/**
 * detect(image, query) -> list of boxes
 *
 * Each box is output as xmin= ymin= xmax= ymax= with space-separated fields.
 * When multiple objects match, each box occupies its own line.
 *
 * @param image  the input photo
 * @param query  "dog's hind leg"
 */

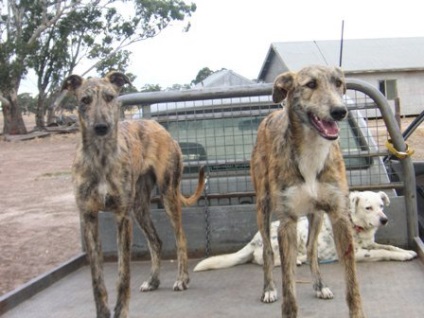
xmin=162 ymin=191 xmax=190 ymax=291
xmin=307 ymin=212 xmax=334 ymax=299
xmin=82 ymin=212 xmax=111 ymax=318
xmin=113 ymin=213 xmax=132 ymax=318
xmin=133 ymin=179 xmax=163 ymax=292
xmin=278 ymin=216 xmax=299 ymax=318
xmin=256 ymin=194 xmax=278 ymax=303
xmin=328 ymin=211 xmax=365 ymax=318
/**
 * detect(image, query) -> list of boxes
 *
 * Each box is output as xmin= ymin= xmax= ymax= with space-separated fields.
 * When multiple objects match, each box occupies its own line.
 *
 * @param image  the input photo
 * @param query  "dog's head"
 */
xmin=349 ymin=191 xmax=390 ymax=231
xmin=62 ymin=72 xmax=131 ymax=137
xmin=272 ymin=65 xmax=347 ymax=141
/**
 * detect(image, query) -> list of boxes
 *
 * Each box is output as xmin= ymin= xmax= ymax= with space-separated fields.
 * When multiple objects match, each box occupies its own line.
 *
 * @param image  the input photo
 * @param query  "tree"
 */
xmin=166 ymin=83 xmax=191 ymax=90
xmin=191 ymin=67 xmax=215 ymax=85
xmin=141 ymin=84 xmax=162 ymax=92
xmin=0 ymin=1 xmax=78 ymax=134
xmin=0 ymin=0 xmax=196 ymax=134
xmin=17 ymin=93 xmax=37 ymax=115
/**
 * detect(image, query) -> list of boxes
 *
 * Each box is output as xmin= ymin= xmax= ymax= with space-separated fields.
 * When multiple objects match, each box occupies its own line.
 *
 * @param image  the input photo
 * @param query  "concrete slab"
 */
xmin=3 ymin=259 xmax=424 ymax=318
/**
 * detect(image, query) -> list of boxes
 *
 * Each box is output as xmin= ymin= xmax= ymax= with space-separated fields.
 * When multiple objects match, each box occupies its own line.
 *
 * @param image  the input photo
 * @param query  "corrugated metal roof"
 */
xmin=259 ymin=37 xmax=424 ymax=79
xmin=195 ymin=69 xmax=254 ymax=88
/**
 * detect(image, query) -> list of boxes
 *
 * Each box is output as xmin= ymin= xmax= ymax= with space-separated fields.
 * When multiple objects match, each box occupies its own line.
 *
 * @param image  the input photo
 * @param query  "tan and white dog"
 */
xmin=251 ymin=65 xmax=365 ymax=317
xmin=194 ymin=191 xmax=417 ymax=272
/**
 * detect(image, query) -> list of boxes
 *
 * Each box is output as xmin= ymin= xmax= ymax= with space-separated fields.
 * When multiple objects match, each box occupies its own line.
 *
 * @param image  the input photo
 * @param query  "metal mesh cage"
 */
xmin=120 ymin=79 xmax=408 ymax=205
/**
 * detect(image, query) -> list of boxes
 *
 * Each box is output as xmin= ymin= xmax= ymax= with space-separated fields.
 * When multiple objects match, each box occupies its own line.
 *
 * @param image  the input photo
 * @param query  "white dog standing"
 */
xmin=194 ymin=191 xmax=417 ymax=271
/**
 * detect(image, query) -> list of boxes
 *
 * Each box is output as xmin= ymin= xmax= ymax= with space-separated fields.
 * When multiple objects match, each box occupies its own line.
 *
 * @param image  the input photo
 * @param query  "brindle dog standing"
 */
xmin=62 ymin=72 xmax=205 ymax=318
xmin=251 ymin=65 xmax=365 ymax=318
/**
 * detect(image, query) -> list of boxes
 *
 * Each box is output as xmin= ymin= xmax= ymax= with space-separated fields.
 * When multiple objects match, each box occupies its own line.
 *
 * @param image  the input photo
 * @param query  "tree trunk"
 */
xmin=47 ymin=90 xmax=67 ymax=126
xmin=1 ymin=90 xmax=27 ymax=135
xmin=35 ymin=93 xmax=46 ymax=129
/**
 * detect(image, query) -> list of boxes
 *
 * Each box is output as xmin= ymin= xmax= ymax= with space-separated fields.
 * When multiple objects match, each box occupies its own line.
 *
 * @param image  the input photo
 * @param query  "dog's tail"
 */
xmin=180 ymin=166 xmax=206 ymax=206
xmin=193 ymin=243 xmax=254 ymax=271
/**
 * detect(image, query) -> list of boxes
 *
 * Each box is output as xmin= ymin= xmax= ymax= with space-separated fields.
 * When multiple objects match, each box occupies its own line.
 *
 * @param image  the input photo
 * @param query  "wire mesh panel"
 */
xmin=116 ymin=79 xmax=420 ymax=254
xmin=343 ymin=89 xmax=396 ymax=191
xmin=142 ymin=96 xmax=279 ymax=206
xmin=120 ymin=80 xmax=408 ymax=205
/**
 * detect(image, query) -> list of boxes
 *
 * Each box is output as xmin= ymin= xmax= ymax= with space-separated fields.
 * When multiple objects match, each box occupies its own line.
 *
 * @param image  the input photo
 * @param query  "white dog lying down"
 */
xmin=194 ymin=191 xmax=417 ymax=271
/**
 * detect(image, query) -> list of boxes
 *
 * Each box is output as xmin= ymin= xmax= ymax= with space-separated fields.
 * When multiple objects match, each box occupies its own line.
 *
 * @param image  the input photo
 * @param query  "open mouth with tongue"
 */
xmin=308 ymin=112 xmax=340 ymax=140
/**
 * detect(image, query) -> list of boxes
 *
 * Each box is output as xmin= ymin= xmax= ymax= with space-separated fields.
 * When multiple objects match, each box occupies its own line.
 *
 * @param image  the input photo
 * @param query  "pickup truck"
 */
xmin=1 ymin=79 xmax=423 ymax=318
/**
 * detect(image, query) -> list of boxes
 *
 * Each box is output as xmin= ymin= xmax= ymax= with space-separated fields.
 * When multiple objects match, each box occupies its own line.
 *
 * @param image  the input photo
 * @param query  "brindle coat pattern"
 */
xmin=250 ymin=66 xmax=365 ymax=318
xmin=62 ymin=72 xmax=205 ymax=318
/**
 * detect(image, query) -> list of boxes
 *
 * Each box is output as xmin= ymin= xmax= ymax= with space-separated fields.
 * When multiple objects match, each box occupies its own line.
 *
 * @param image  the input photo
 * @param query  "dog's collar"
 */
xmin=353 ymin=225 xmax=365 ymax=233
xmin=349 ymin=215 xmax=365 ymax=233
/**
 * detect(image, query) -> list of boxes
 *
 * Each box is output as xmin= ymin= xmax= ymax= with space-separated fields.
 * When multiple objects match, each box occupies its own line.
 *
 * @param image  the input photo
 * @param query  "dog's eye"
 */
xmin=306 ymin=80 xmax=317 ymax=89
xmin=81 ymin=96 xmax=92 ymax=105
xmin=366 ymin=206 xmax=372 ymax=211
xmin=335 ymin=79 xmax=343 ymax=88
xmin=104 ymin=93 xmax=115 ymax=103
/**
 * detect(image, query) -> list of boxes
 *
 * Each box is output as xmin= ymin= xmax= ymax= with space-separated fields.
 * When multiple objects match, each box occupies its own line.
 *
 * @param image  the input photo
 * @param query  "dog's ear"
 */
xmin=106 ymin=71 xmax=131 ymax=90
xmin=378 ymin=191 xmax=390 ymax=206
xmin=62 ymin=75 xmax=84 ymax=92
xmin=272 ymin=72 xmax=295 ymax=103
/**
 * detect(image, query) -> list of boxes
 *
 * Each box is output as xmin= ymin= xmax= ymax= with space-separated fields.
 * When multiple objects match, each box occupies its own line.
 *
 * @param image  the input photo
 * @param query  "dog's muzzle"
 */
xmin=94 ymin=123 xmax=110 ymax=136
xmin=308 ymin=106 xmax=347 ymax=141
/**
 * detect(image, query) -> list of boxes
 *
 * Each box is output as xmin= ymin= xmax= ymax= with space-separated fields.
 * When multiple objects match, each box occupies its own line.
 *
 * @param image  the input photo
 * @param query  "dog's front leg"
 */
xmin=113 ymin=213 xmax=133 ymax=318
xmin=278 ymin=217 xmax=298 ymax=318
xmin=82 ymin=212 xmax=111 ymax=318
xmin=329 ymin=212 xmax=365 ymax=318
xmin=307 ymin=212 xmax=333 ymax=299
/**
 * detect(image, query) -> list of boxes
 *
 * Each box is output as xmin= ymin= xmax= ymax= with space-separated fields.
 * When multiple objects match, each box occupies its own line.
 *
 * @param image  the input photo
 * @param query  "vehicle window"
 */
xmin=164 ymin=116 xmax=259 ymax=162
xmin=161 ymin=110 xmax=371 ymax=171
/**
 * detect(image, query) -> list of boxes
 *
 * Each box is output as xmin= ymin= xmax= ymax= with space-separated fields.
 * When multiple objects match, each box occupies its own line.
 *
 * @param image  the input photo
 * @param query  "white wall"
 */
xmin=347 ymin=71 xmax=424 ymax=116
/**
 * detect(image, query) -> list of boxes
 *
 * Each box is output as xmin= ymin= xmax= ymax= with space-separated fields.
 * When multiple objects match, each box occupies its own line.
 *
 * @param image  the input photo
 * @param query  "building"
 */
xmin=258 ymin=37 xmax=424 ymax=115
xmin=194 ymin=69 xmax=255 ymax=88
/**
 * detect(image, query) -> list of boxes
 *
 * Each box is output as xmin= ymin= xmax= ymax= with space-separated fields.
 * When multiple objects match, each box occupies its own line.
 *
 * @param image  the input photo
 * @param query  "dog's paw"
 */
xmin=173 ymin=279 xmax=189 ymax=291
xmin=139 ymin=278 xmax=160 ymax=292
xmin=316 ymin=287 xmax=334 ymax=299
xmin=261 ymin=289 xmax=278 ymax=303
xmin=403 ymin=250 xmax=417 ymax=260
xmin=296 ymin=256 xmax=306 ymax=265
xmin=98 ymin=308 xmax=111 ymax=318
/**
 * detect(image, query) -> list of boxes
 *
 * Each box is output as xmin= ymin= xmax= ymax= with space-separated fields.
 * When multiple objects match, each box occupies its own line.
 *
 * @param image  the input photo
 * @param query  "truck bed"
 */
xmin=2 ymin=258 xmax=423 ymax=318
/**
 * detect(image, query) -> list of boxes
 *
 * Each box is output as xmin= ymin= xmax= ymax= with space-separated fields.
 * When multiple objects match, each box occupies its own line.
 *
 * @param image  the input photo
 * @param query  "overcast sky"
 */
xmin=20 ymin=0 xmax=424 ymax=93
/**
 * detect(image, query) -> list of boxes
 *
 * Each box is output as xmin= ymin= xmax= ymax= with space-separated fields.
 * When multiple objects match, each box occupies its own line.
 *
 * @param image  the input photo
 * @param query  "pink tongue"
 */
xmin=320 ymin=119 xmax=339 ymax=135
xmin=311 ymin=114 xmax=339 ymax=137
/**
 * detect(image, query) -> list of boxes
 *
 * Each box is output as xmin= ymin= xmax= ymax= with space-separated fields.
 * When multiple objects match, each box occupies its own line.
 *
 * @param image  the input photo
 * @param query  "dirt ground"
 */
xmin=0 ymin=114 xmax=423 ymax=297
xmin=0 ymin=122 xmax=81 ymax=296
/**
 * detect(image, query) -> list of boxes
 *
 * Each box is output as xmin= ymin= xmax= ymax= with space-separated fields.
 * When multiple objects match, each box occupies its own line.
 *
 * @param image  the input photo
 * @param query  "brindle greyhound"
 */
xmin=250 ymin=65 xmax=365 ymax=318
xmin=62 ymin=72 xmax=205 ymax=318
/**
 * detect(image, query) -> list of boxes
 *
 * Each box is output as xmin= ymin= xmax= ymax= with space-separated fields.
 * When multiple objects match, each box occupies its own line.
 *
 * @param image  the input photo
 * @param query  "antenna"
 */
xmin=339 ymin=20 xmax=345 ymax=67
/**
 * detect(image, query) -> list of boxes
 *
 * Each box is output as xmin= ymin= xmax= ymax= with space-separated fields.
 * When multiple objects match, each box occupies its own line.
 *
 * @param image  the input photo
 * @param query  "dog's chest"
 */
xmin=297 ymin=140 xmax=331 ymax=198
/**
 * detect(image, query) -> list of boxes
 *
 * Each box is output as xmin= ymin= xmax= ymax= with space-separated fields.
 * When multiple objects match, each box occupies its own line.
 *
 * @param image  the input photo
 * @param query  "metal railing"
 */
xmin=118 ymin=78 xmax=419 ymax=246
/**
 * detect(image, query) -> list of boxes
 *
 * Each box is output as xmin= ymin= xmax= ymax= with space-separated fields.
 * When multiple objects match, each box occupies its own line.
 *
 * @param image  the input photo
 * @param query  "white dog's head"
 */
xmin=349 ymin=191 xmax=390 ymax=231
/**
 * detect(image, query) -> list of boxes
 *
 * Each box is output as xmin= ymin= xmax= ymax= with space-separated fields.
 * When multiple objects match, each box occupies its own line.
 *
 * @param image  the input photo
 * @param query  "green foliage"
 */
xmin=18 ymin=93 xmax=37 ymax=114
xmin=0 ymin=0 xmax=196 ymax=131
xmin=166 ymin=83 xmax=192 ymax=90
xmin=192 ymin=67 xmax=215 ymax=85
xmin=141 ymin=84 xmax=162 ymax=92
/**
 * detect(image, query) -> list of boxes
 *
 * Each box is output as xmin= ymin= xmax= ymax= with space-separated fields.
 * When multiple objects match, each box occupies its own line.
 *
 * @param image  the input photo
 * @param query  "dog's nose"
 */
xmin=94 ymin=123 xmax=109 ymax=136
xmin=330 ymin=107 xmax=347 ymax=121
xmin=380 ymin=217 xmax=388 ymax=226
